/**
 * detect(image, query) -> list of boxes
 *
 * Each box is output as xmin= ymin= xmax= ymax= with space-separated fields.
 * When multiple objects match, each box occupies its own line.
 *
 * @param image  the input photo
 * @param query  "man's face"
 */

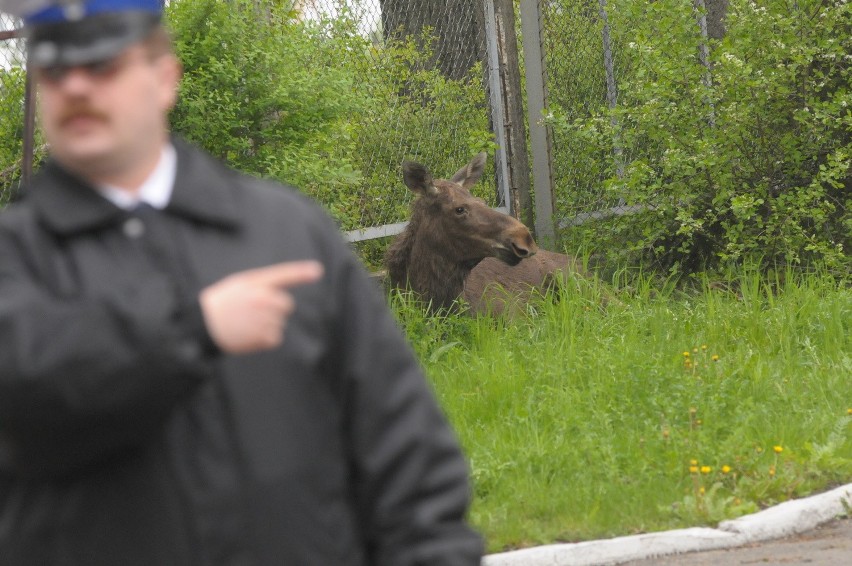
xmin=34 ymin=41 xmax=181 ymax=181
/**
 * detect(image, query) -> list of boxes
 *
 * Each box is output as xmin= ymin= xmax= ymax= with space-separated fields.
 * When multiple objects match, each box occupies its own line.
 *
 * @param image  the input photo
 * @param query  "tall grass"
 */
xmin=390 ymin=266 xmax=852 ymax=552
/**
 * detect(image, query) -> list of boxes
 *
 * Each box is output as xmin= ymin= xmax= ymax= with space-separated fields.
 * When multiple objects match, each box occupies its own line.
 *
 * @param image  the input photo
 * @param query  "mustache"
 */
xmin=58 ymin=106 xmax=109 ymax=126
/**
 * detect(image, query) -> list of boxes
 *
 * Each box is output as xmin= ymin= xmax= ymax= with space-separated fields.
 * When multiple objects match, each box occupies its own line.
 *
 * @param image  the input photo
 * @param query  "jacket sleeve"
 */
xmin=0 ymin=225 xmax=216 ymax=479
xmin=319 ymin=223 xmax=483 ymax=566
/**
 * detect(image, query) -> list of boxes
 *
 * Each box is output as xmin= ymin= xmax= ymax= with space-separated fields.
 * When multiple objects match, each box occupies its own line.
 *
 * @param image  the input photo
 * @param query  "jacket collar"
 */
xmin=30 ymin=137 xmax=242 ymax=236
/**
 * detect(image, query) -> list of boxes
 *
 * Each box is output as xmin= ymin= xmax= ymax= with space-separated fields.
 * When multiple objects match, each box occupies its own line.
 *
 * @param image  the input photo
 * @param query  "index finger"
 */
xmin=246 ymin=261 xmax=324 ymax=289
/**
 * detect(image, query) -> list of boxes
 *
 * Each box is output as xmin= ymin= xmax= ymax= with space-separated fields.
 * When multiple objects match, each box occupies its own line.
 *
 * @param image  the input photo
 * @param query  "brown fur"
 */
xmin=385 ymin=153 xmax=579 ymax=315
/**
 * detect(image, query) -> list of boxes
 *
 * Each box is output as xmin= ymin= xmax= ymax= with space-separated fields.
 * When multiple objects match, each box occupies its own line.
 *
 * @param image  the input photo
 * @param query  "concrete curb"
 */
xmin=483 ymin=482 xmax=852 ymax=566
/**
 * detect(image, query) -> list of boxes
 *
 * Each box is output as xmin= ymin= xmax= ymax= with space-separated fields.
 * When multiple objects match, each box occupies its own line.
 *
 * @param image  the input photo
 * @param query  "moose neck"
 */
xmin=412 ymin=240 xmax=481 ymax=310
xmin=385 ymin=221 xmax=483 ymax=311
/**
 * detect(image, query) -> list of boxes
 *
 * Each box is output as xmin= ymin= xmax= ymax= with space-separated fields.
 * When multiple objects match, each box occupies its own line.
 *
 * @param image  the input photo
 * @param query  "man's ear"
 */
xmin=159 ymin=54 xmax=183 ymax=111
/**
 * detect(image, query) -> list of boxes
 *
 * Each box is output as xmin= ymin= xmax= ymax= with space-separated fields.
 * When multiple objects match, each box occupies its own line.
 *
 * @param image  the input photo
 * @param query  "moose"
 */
xmin=385 ymin=152 xmax=579 ymax=315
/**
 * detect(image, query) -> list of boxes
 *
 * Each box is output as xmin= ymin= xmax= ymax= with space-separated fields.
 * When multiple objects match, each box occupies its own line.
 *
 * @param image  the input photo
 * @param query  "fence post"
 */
xmin=483 ymin=0 xmax=513 ymax=217
xmin=518 ymin=0 xmax=555 ymax=249
xmin=492 ymin=0 xmax=534 ymax=229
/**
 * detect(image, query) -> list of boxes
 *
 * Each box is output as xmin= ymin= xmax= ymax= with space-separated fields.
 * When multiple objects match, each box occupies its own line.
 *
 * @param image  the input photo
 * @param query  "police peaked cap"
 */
xmin=0 ymin=0 xmax=164 ymax=68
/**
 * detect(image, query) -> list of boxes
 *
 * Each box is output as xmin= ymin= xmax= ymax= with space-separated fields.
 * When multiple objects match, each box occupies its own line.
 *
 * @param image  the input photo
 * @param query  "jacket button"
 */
xmin=176 ymin=339 xmax=201 ymax=361
xmin=123 ymin=217 xmax=145 ymax=238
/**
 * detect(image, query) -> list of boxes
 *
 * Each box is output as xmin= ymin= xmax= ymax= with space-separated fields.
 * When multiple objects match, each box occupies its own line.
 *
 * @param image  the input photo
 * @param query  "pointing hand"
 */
xmin=199 ymin=261 xmax=324 ymax=354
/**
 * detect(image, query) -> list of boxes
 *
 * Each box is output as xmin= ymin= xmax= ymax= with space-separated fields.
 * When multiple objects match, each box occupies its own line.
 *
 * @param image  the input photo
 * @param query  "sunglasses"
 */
xmin=34 ymin=50 xmax=141 ymax=85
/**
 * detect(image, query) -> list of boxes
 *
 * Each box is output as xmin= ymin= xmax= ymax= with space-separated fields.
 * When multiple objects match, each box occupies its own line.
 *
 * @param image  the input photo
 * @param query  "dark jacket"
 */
xmin=0 ymin=139 xmax=482 ymax=566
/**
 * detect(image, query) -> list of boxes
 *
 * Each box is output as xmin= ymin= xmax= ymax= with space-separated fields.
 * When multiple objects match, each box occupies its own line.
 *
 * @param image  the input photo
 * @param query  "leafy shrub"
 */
xmin=0 ymin=66 xmax=26 ymax=203
xmin=547 ymin=0 xmax=850 ymax=275
xmin=166 ymin=0 xmax=364 ymax=209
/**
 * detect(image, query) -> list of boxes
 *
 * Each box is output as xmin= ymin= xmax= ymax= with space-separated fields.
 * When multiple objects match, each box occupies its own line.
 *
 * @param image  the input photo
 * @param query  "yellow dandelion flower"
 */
xmin=847 ymin=408 xmax=851 ymax=416
xmin=699 ymin=487 xmax=706 ymax=495
xmin=711 ymin=354 xmax=720 ymax=362
xmin=701 ymin=345 xmax=708 ymax=351
xmin=700 ymin=466 xmax=712 ymax=474
xmin=769 ymin=466 xmax=776 ymax=476
xmin=689 ymin=465 xmax=699 ymax=474
xmin=773 ymin=445 xmax=783 ymax=454
xmin=721 ymin=465 xmax=732 ymax=474
xmin=690 ymin=459 xmax=698 ymax=466
xmin=683 ymin=351 xmax=690 ymax=357
xmin=693 ymin=347 xmax=699 ymax=353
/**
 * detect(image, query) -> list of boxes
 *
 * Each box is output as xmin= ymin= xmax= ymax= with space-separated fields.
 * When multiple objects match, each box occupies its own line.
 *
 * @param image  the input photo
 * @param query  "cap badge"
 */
xmin=60 ymin=0 xmax=84 ymax=20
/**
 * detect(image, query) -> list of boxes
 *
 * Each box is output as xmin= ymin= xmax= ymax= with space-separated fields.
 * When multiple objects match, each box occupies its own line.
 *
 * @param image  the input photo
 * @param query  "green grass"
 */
xmin=389 ymin=266 xmax=852 ymax=553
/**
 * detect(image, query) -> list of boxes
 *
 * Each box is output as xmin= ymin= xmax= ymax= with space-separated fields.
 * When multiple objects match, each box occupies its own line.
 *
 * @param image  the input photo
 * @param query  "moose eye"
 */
xmin=454 ymin=206 xmax=466 ymax=215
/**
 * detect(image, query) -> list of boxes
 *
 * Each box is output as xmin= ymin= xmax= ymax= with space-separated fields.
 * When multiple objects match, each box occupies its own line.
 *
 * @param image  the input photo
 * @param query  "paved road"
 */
xmin=621 ymin=517 xmax=852 ymax=566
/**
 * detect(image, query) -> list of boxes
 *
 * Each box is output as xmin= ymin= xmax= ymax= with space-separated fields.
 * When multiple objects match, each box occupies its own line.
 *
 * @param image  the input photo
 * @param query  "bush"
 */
xmin=547 ymin=0 xmax=850 ymax=275
xmin=0 ymin=66 xmax=26 ymax=203
xmin=166 ymin=0 xmax=364 ymax=207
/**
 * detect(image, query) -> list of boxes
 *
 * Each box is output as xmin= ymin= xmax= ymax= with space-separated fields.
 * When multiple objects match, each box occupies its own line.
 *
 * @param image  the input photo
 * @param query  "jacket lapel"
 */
xmin=28 ymin=161 xmax=125 ymax=236
xmin=165 ymin=138 xmax=242 ymax=231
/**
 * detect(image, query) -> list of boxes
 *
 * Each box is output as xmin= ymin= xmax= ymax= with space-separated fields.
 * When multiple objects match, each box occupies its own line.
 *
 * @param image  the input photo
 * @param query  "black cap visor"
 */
xmin=27 ymin=11 xmax=161 ymax=69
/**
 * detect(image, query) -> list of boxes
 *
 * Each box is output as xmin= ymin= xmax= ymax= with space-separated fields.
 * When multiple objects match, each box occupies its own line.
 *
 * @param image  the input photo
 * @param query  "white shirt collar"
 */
xmin=98 ymin=143 xmax=177 ymax=210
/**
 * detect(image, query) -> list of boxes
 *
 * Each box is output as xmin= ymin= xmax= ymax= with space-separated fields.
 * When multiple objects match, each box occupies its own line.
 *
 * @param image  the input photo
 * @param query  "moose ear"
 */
xmin=402 ymin=161 xmax=438 ymax=195
xmin=449 ymin=152 xmax=487 ymax=189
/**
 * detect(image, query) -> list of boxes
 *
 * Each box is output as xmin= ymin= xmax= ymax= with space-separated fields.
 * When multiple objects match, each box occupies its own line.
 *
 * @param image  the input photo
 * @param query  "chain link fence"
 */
xmin=534 ymin=0 xmax=654 ymax=237
xmin=5 ymin=1 xmax=836 ymax=272
xmin=1 ymin=0 xmax=635 ymax=257
xmin=292 ymin=0 xmax=505 ymax=250
xmin=542 ymin=0 xmax=621 ymax=219
xmin=530 ymin=0 xmax=730 ymax=266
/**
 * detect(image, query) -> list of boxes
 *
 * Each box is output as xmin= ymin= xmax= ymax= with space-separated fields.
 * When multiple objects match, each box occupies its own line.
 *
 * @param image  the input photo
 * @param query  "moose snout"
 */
xmin=509 ymin=230 xmax=539 ymax=259
xmin=511 ymin=241 xmax=536 ymax=258
xmin=494 ymin=230 xmax=538 ymax=267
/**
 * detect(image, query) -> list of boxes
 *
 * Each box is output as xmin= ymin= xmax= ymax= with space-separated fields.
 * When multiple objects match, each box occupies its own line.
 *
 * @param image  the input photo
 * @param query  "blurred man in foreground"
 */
xmin=0 ymin=1 xmax=483 ymax=564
